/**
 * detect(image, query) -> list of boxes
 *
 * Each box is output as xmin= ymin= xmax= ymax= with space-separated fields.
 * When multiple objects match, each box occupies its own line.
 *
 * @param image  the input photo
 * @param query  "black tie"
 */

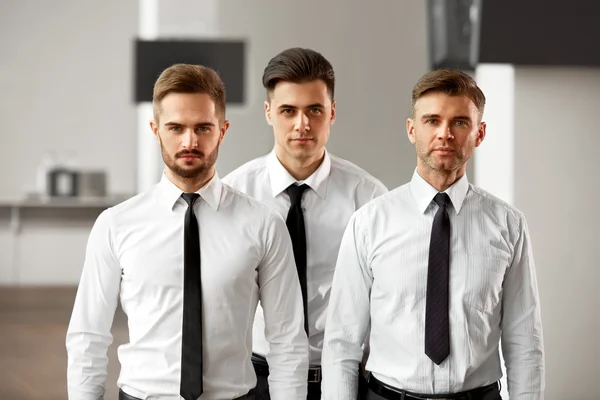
xmin=425 ymin=192 xmax=451 ymax=365
xmin=286 ymin=184 xmax=310 ymax=335
xmin=180 ymin=193 xmax=203 ymax=400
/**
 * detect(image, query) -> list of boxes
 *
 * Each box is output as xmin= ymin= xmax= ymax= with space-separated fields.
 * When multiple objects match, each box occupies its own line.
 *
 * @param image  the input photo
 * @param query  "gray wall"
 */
xmin=513 ymin=67 xmax=600 ymax=399
xmin=0 ymin=0 xmax=138 ymax=284
xmin=0 ymin=0 xmax=426 ymax=284
xmin=216 ymin=0 xmax=426 ymax=188
xmin=0 ymin=0 xmax=138 ymax=198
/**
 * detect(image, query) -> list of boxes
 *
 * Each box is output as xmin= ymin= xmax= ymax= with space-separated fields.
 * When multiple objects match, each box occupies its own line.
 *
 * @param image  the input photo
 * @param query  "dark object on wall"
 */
xmin=134 ymin=39 xmax=245 ymax=103
xmin=78 ymin=171 xmax=107 ymax=197
xmin=427 ymin=0 xmax=482 ymax=71
xmin=48 ymin=168 xmax=79 ymax=197
xmin=478 ymin=0 xmax=600 ymax=67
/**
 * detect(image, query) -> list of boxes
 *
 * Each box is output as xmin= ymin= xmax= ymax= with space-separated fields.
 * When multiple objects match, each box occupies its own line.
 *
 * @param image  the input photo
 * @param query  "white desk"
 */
xmin=0 ymin=195 xmax=132 ymax=284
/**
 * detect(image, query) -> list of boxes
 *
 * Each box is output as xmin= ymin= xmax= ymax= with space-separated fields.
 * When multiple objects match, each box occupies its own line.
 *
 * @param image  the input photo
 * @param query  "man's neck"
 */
xmin=417 ymin=164 xmax=466 ymax=192
xmin=165 ymin=168 xmax=215 ymax=193
xmin=275 ymin=148 xmax=325 ymax=181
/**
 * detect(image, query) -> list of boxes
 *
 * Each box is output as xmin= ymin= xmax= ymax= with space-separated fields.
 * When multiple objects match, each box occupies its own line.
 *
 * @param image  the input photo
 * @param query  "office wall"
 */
xmin=0 ymin=0 xmax=138 ymax=284
xmin=513 ymin=67 xmax=599 ymax=399
xmin=0 ymin=0 xmax=138 ymax=198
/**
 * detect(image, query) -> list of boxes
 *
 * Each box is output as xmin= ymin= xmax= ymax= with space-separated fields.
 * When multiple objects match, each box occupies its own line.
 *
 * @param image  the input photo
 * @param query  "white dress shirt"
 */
xmin=322 ymin=170 xmax=545 ymax=399
xmin=66 ymin=173 xmax=309 ymax=400
xmin=222 ymin=150 xmax=387 ymax=365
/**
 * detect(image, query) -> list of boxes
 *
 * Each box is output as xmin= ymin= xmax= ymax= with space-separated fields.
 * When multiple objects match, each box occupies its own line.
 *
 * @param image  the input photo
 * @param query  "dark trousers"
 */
xmin=366 ymin=376 xmax=502 ymax=400
xmin=252 ymin=356 xmax=368 ymax=400
xmin=119 ymin=388 xmax=255 ymax=400
xmin=366 ymin=388 xmax=501 ymax=400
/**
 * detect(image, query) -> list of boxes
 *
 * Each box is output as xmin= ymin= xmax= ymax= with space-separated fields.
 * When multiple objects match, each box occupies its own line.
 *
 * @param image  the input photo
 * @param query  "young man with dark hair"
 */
xmin=223 ymin=48 xmax=387 ymax=400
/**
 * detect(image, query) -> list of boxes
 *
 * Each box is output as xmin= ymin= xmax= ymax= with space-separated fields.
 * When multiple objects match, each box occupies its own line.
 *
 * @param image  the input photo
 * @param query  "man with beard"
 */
xmin=322 ymin=69 xmax=545 ymax=400
xmin=66 ymin=64 xmax=309 ymax=400
xmin=223 ymin=48 xmax=387 ymax=400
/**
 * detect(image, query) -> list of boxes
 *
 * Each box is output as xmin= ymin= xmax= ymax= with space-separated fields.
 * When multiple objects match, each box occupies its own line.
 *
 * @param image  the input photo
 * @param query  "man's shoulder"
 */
xmin=328 ymin=153 xmax=387 ymax=190
xmin=98 ymin=185 xmax=156 ymax=220
xmin=220 ymin=183 xmax=281 ymax=222
xmin=222 ymin=154 xmax=269 ymax=187
xmin=469 ymin=185 xmax=526 ymax=223
xmin=352 ymin=183 xmax=410 ymax=218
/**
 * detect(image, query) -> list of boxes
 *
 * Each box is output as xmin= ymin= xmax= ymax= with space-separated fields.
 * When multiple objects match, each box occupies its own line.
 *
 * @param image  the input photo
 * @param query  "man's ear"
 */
xmin=475 ymin=122 xmax=487 ymax=147
xmin=406 ymin=118 xmax=417 ymax=144
xmin=150 ymin=120 xmax=160 ymax=142
xmin=265 ymin=101 xmax=273 ymax=126
xmin=219 ymin=120 xmax=230 ymax=144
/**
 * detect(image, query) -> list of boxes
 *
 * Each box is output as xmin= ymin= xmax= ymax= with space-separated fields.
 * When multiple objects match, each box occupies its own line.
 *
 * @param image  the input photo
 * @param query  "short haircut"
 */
xmin=153 ymin=63 xmax=226 ymax=122
xmin=262 ymin=47 xmax=335 ymax=101
xmin=411 ymin=69 xmax=486 ymax=119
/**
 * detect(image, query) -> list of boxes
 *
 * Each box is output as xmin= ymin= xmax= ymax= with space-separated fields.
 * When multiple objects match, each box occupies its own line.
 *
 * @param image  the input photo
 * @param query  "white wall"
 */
xmin=513 ymin=67 xmax=600 ymax=399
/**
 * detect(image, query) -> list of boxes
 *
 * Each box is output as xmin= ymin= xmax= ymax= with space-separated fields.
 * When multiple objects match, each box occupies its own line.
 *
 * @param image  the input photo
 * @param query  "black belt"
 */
xmin=119 ymin=388 xmax=255 ymax=400
xmin=368 ymin=375 xmax=499 ymax=400
xmin=251 ymin=353 xmax=322 ymax=383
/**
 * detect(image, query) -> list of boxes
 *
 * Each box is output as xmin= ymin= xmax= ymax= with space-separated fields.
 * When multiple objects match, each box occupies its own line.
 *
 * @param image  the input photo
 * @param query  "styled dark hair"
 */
xmin=262 ymin=47 xmax=335 ymax=100
xmin=153 ymin=63 xmax=226 ymax=122
xmin=412 ymin=69 xmax=486 ymax=118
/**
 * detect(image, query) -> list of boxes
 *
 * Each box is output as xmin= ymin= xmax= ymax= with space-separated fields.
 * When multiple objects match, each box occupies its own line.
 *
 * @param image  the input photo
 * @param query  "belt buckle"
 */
xmin=308 ymin=367 xmax=321 ymax=383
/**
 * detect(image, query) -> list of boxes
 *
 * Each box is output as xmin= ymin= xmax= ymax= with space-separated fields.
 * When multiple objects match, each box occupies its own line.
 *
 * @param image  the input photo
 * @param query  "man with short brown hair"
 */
xmin=322 ymin=69 xmax=545 ymax=400
xmin=66 ymin=64 xmax=309 ymax=400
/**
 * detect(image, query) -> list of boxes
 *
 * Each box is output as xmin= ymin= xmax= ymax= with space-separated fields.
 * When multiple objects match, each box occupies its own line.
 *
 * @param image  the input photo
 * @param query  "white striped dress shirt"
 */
xmin=321 ymin=170 xmax=544 ymax=399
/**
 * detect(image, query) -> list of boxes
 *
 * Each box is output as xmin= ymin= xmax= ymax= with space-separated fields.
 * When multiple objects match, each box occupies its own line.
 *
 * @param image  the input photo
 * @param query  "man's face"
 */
xmin=265 ymin=79 xmax=336 ymax=165
xmin=150 ymin=92 xmax=229 ymax=180
xmin=406 ymin=92 xmax=485 ymax=175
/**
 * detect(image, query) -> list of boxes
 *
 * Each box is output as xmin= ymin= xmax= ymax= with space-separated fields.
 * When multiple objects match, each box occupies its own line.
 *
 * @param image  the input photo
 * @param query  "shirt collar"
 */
xmin=266 ymin=149 xmax=331 ymax=199
xmin=157 ymin=171 xmax=223 ymax=211
xmin=409 ymin=168 xmax=469 ymax=214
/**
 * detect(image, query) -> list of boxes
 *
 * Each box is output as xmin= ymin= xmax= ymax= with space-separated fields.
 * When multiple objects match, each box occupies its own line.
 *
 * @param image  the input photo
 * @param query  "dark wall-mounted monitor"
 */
xmin=427 ymin=0 xmax=600 ymax=70
xmin=478 ymin=0 xmax=600 ymax=67
xmin=134 ymin=39 xmax=246 ymax=104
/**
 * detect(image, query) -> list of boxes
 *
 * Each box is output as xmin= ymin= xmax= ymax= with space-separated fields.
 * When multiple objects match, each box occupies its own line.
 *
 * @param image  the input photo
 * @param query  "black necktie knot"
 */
xmin=433 ymin=192 xmax=451 ymax=208
xmin=182 ymin=192 xmax=200 ymax=207
xmin=286 ymin=184 xmax=309 ymax=206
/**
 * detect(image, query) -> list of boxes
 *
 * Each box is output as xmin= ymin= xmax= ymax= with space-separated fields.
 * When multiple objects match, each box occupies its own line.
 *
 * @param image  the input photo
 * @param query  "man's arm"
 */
xmin=258 ymin=211 xmax=309 ymax=400
xmin=322 ymin=213 xmax=372 ymax=400
xmin=66 ymin=208 xmax=122 ymax=400
xmin=501 ymin=214 xmax=545 ymax=399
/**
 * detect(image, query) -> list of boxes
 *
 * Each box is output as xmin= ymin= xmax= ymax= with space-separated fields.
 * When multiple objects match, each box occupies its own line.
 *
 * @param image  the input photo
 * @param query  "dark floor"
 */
xmin=0 ymin=286 xmax=127 ymax=400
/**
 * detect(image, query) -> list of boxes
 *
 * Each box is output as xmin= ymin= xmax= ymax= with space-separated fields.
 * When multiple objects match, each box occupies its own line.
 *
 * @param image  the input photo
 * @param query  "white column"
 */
xmin=473 ymin=63 xmax=515 ymax=399
xmin=136 ymin=0 xmax=220 ymax=193
xmin=137 ymin=0 xmax=161 ymax=193
xmin=474 ymin=64 xmax=515 ymax=204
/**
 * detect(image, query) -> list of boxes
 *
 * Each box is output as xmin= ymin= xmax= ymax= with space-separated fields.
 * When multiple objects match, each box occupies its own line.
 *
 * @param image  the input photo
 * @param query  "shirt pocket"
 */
xmin=463 ymin=254 xmax=507 ymax=315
